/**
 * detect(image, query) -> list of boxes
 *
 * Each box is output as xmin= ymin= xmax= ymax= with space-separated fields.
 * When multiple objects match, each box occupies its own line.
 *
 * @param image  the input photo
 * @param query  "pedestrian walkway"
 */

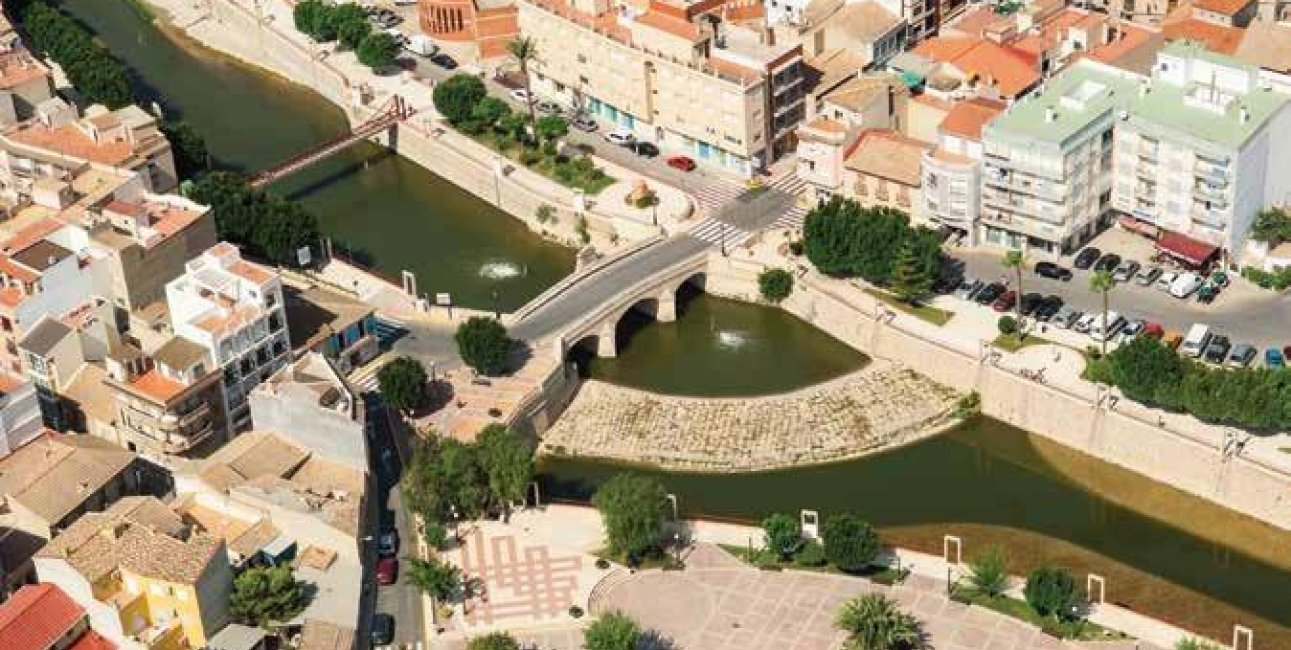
xmin=766 ymin=173 xmax=811 ymax=232
xmin=688 ymin=217 xmax=751 ymax=248
xmin=692 ymin=181 xmax=747 ymax=215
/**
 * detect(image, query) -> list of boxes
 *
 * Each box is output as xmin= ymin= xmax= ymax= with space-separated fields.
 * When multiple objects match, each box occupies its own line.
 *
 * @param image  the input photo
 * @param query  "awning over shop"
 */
xmin=1156 ymin=231 xmax=1219 ymax=267
xmin=1117 ymin=214 xmax=1160 ymax=238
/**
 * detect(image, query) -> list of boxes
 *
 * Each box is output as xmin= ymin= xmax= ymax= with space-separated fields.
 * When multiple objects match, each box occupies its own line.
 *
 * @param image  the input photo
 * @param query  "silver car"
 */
xmin=1051 ymin=306 xmax=1083 ymax=329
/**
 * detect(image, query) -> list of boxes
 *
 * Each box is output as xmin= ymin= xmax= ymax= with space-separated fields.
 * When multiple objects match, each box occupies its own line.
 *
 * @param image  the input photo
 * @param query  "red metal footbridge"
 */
xmin=249 ymin=95 xmax=414 ymax=188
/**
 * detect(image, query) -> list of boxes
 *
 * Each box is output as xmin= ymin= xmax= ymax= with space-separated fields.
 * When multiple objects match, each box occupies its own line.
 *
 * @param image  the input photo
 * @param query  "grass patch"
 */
xmin=472 ymin=131 xmax=615 ymax=195
xmin=992 ymin=333 xmax=1053 ymax=353
xmin=594 ymin=547 xmax=684 ymax=571
xmin=951 ymin=587 xmax=1129 ymax=641
xmin=1279 ymin=447 xmax=1291 ymax=455
xmin=863 ymin=288 xmax=954 ymax=326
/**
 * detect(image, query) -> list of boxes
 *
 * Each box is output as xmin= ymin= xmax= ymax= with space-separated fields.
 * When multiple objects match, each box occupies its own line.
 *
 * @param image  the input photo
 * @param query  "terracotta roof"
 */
xmin=913 ymin=37 xmax=1039 ymax=97
xmin=804 ymin=117 xmax=847 ymax=134
xmin=938 ymin=97 xmax=1006 ymax=141
xmin=634 ymin=10 xmax=702 ymax=41
xmin=128 ymin=368 xmax=188 ymax=403
xmin=7 ymin=123 xmax=134 ymax=166
xmin=1193 ymin=0 xmax=1251 ymax=16
xmin=844 ymin=129 xmax=931 ymax=185
xmin=1234 ymin=19 xmax=1291 ymax=73
xmin=0 ymin=583 xmax=86 ymax=650
xmin=227 ymin=259 xmax=275 ymax=285
xmin=827 ymin=1 xmax=903 ymax=43
xmin=0 ymin=433 xmax=136 ymax=525
xmin=2 ymin=218 xmax=64 ymax=257
xmin=0 ymin=51 xmax=50 ymax=91
xmin=1163 ymin=4 xmax=1246 ymax=54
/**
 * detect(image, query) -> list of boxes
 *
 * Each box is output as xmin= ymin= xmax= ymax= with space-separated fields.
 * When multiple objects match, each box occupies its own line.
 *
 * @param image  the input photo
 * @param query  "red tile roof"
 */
xmin=0 ymin=584 xmax=87 ymax=650
xmin=1193 ymin=0 xmax=1251 ymax=16
xmin=913 ymin=37 xmax=1040 ymax=98
xmin=938 ymin=97 xmax=1006 ymax=141
xmin=67 ymin=630 xmax=115 ymax=650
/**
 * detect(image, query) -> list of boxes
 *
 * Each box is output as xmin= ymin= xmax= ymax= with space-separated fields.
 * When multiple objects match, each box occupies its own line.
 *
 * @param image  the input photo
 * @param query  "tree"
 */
xmin=402 ymin=438 xmax=488 ymax=520
xmin=1108 ymin=336 xmax=1185 ymax=403
xmin=1249 ymin=208 xmax=1291 ymax=244
xmin=758 ymin=268 xmax=794 ymax=303
xmin=834 ymin=593 xmax=921 ymax=650
xmin=160 ymin=120 xmax=209 ymax=180
xmin=434 ymin=74 xmax=488 ymax=125
xmin=455 ymin=317 xmax=513 ymax=376
xmin=583 ymin=612 xmax=641 ymax=650
xmin=376 ymin=356 xmax=429 ymax=412
xmin=997 ymin=315 xmax=1017 ymax=336
xmin=187 ymin=172 xmax=320 ymax=267
xmin=472 ymin=96 xmax=511 ymax=129
xmin=966 ymin=545 xmax=1009 ymax=597
xmin=535 ymin=114 xmax=569 ymax=144
xmin=592 ymin=473 xmax=668 ymax=560
xmin=1088 ymin=270 xmax=1115 ymax=356
xmin=229 ymin=565 xmax=308 ymax=627
xmin=20 ymin=1 xmax=133 ymax=108
xmin=407 ymin=557 xmax=462 ymax=600
xmin=507 ymin=37 xmax=540 ymax=144
xmin=761 ymin=512 xmax=801 ymax=559
xmin=357 ymin=32 xmax=399 ymax=70
xmin=337 ymin=14 xmax=372 ymax=50
xmin=468 ymin=633 xmax=522 ymax=650
xmin=293 ymin=0 xmax=324 ymax=36
xmin=1023 ymin=566 xmax=1081 ymax=620
xmin=821 ymin=514 xmax=881 ymax=572
xmin=475 ymin=423 xmax=533 ymax=517
xmin=802 ymin=198 xmax=940 ymax=288
xmin=890 ymin=238 xmax=933 ymax=304
xmin=422 ymin=519 xmax=448 ymax=550
xmin=1001 ymin=249 xmax=1025 ymax=325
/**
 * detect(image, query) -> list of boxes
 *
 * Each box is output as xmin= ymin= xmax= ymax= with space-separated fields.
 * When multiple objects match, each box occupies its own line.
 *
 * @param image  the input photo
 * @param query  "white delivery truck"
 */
xmin=404 ymin=34 xmax=437 ymax=57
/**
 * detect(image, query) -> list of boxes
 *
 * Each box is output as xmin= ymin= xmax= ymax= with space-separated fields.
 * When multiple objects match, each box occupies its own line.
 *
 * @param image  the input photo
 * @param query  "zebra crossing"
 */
xmin=688 ymin=217 xmax=751 ymax=247
xmin=692 ymin=181 xmax=746 ymax=215
xmin=767 ymin=172 xmax=810 ymax=232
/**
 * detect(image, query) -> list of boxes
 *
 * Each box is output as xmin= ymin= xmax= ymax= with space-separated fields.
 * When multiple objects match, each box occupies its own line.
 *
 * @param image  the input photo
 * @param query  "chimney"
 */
xmin=1045 ymin=106 xmax=1057 ymax=123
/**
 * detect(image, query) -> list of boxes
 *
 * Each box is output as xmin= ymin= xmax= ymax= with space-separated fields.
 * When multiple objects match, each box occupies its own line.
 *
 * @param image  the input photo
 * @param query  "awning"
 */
xmin=1117 ymin=214 xmax=1160 ymax=238
xmin=898 ymin=70 xmax=926 ymax=88
xmin=1156 ymin=231 xmax=1219 ymax=267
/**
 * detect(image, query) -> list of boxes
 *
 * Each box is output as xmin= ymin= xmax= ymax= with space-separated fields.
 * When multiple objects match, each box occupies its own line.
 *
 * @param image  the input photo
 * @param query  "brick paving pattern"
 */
xmin=541 ymin=363 xmax=959 ymax=471
xmin=458 ymin=528 xmax=583 ymax=626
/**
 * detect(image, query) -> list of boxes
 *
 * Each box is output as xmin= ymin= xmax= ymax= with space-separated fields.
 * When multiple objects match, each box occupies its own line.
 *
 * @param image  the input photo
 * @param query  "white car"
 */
xmin=1155 ymin=270 xmax=1178 ymax=292
xmin=603 ymin=129 xmax=636 ymax=146
xmin=508 ymin=88 xmax=534 ymax=104
xmin=1168 ymin=272 xmax=1203 ymax=299
xmin=1072 ymin=312 xmax=1098 ymax=334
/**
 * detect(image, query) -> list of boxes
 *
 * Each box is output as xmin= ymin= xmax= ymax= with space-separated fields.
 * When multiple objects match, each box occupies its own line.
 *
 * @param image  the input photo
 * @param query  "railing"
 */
xmin=249 ymin=95 xmax=413 ymax=188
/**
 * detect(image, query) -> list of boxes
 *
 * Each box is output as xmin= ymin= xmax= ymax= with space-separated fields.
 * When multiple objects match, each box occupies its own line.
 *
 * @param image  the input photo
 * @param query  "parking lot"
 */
xmin=950 ymin=227 xmax=1291 ymax=365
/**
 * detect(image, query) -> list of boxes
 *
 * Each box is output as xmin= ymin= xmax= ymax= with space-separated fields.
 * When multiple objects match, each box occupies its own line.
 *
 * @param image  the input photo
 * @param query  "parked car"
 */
xmin=628 ymin=141 xmax=660 ymax=157
xmin=1180 ymin=323 xmax=1212 ymax=358
xmin=1073 ymin=312 xmax=1098 ymax=334
xmin=975 ymin=283 xmax=1005 ymax=305
xmin=603 ymin=129 xmax=636 ymax=146
xmin=378 ymin=530 xmax=399 ymax=557
xmin=1034 ymin=261 xmax=1072 ymax=281
xmin=1197 ymin=282 xmax=1221 ymax=304
xmin=1088 ymin=311 xmax=1126 ymax=342
xmin=376 ymin=558 xmax=398 ymax=585
xmin=1035 ymin=295 xmax=1064 ymax=321
xmin=992 ymin=290 xmax=1018 ymax=312
xmin=1143 ymin=322 xmax=1164 ymax=338
xmin=1155 ymin=270 xmax=1179 ymax=292
xmin=1265 ymin=348 xmax=1285 ymax=368
xmin=536 ymin=100 xmax=564 ymax=115
xmin=1093 ymin=253 xmax=1122 ymax=272
xmin=1118 ymin=319 xmax=1146 ymax=343
xmin=1051 ymin=306 xmax=1082 ymax=329
xmin=371 ymin=614 xmax=395 ymax=646
xmin=1227 ymin=344 xmax=1257 ymax=368
xmin=1203 ymin=334 xmax=1232 ymax=364
xmin=1169 ymin=272 xmax=1204 ymax=299
xmin=508 ymin=88 xmax=534 ymax=104
xmin=1073 ymin=247 xmax=1101 ymax=270
xmin=1018 ymin=292 xmax=1044 ymax=316
xmin=430 ymin=53 xmax=457 ymax=69
xmin=666 ymin=154 xmax=696 ymax=171
xmin=404 ymin=34 xmax=437 ymax=57
xmin=1134 ymin=266 xmax=1162 ymax=287
xmin=569 ymin=113 xmax=597 ymax=132
xmin=1112 ymin=259 xmax=1141 ymax=283
xmin=385 ymin=29 xmax=410 ymax=47
xmin=953 ymin=278 xmax=982 ymax=300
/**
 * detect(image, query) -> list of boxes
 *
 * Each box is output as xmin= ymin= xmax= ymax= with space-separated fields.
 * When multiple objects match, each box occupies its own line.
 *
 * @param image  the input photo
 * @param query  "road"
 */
xmin=953 ymin=248 xmax=1291 ymax=351
xmin=366 ymin=392 xmax=426 ymax=648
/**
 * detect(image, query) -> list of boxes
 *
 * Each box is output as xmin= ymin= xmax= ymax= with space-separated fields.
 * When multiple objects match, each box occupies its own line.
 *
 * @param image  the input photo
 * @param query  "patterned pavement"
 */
xmin=458 ymin=528 xmax=585 ymax=626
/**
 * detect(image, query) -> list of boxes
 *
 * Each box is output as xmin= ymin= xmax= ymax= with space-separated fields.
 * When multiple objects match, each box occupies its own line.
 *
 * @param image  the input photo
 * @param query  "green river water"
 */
xmin=68 ymin=0 xmax=1291 ymax=644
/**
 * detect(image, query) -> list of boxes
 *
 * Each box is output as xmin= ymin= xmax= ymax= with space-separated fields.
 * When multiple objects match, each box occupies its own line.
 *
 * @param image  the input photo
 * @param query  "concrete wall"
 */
xmin=702 ymin=254 xmax=1291 ymax=531
xmin=208 ymin=0 xmax=350 ymax=108
xmin=248 ymin=385 xmax=366 ymax=472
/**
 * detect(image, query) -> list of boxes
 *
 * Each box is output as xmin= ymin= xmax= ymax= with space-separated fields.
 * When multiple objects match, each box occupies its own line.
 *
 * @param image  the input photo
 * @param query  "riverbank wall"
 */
xmin=703 ymin=252 xmax=1291 ymax=532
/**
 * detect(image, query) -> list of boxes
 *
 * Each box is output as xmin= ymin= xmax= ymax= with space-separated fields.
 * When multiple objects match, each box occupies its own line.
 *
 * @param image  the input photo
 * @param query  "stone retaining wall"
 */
xmin=704 ymin=253 xmax=1291 ymax=532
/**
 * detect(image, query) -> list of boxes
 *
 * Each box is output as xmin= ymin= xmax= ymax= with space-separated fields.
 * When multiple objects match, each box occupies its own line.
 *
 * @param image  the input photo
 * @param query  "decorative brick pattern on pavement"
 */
xmin=458 ymin=528 xmax=583 ymax=626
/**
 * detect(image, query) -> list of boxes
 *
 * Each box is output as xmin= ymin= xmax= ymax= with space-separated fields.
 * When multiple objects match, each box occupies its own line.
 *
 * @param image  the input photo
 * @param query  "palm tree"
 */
xmin=1001 ymin=249 xmax=1025 ymax=334
xmin=507 ymin=36 xmax=539 ymax=146
xmin=835 ymin=593 xmax=922 ymax=650
xmin=1089 ymin=269 xmax=1115 ymax=356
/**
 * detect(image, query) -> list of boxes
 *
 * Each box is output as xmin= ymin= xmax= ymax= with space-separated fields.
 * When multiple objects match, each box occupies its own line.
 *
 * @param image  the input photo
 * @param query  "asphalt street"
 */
xmin=367 ymin=393 xmax=426 ymax=648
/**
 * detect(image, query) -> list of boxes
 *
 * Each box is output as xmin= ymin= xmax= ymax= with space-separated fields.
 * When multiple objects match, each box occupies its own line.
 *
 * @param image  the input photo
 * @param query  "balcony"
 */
xmin=1193 ymin=182 xmax=1228 ymax=202
xmin=164 ymin=419 xmax=214 ymax=455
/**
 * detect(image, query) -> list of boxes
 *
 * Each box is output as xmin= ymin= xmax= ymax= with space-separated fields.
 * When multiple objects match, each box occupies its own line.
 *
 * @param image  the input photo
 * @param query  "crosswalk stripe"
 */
xmin=688 ymin=218 xmax=750 ymax=246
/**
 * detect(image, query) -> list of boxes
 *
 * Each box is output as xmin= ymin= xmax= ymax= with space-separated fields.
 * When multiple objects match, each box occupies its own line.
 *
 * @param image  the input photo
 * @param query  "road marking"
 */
xmin=688 ymin=218 xmax=750 ymax=247
xmin=692 ymin=182 xmax=745 ymax=214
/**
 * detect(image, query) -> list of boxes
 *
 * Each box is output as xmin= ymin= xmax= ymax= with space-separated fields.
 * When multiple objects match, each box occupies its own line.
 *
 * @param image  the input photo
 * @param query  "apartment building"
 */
xmin=282 ymin=283 xmax=379 ymax=375
xmin=418 ymin=0 xmax=519 ymax=62
xmin=0 ymin=373 xmax=41 ymax=457
xmin=0 ymin=583 xmax=118 ymax=650
xmin=0 ymin=49 xmax=53 ymax=128
xmin=248 ymin=352 xmax=366 ymax=473
xmin=1110 ymin=42 xmax=1291 ymax=259
xmin=920 ymin=98 xmax=1004 ymax=243
xmin=165 ymin=243 xmax=289 ymax=435
xmin=980 ymin=61 xmax=1141 ymax=256
xmin=0 ymin=101 xmax=177 ymax=197
xmin=18 ymin=299 xmax=115 ymax=431
xmin=517 ymin=0 xmax=806 ymax=175
xmin=34 ymin=497 xmax=234 ymax=650
xmin=842 ymin=129 xmax=931 ymax=217
xmin=790 ymin=0 xmax=906 ymax=69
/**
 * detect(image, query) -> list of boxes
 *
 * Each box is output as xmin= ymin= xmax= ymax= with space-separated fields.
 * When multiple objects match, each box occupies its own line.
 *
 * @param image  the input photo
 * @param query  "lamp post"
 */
xmin=492 ymin=290 xmax=500 ymax=319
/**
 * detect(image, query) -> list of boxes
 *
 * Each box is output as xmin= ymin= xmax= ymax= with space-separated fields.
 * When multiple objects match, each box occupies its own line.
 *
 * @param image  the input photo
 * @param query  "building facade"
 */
xmin=102 ymin=336 xmax=227 ymax=458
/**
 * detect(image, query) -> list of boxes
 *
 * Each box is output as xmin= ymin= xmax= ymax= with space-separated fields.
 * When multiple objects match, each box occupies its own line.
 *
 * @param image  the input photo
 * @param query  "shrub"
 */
xmin=1024 ymin=566 xmax=1081 ymax=620
xmin=535 ymin=204 xmax=556 ymax=224
xmin=967 ymin=545 xmax=1009 ymax=597
xmin=788 ymin=240 xmax=805 ymax=256
xmin=997 ymin=315 xmax=1017 ymax=336
xmin=761 ymin=513 xmax=801 ymax=559
xmin=357 ymin=32 xmax=399 ymax=70
xmin=467 ymin=633 xmax=520 ymax=650
xmin=758 ymin=268 xmax=794 ymax=304
xmin=433 ymin=75 xmax=487 ymax=125
xmin=519 ymin=149 xmax=542 ymax=166
xmin=592 ymin=473 xmax=668 ymax=560
xmin=1175 ymin=638 xmax=1223 ymax=650
xmin=821 ymin=514 xmax=881 ymax=572
xmin=583 ymin=612 xmax=640 ymax=650
xmin=376 ymin=356 xmax=429 ymax=413
xmin=575 ymin=216 xmax=590 ymax=244
xmin=422 ymin=519 xmax=448 ymax=550
xmin=793 ymin=540 xmax=827 ymax=567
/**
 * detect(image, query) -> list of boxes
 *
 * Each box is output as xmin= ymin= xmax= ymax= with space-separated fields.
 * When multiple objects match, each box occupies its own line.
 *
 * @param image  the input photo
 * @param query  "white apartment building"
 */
xmin=166 ymin=243 xmax=289 ymax=434
xmin=921 ymin=98 xmax=1003 ymax=244
xmin=517 ymin=0 xmax=806 ymax=176
xmin=1110 ymin=42 xmax=1291 ymax=259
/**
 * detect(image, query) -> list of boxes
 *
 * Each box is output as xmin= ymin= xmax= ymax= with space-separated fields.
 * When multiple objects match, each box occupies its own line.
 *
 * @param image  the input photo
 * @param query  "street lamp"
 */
xmin=492 ymin=290 xmax=501 ymax=319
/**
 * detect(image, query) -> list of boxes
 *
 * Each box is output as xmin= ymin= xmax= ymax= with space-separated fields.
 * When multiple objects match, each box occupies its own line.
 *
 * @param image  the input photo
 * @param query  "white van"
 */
xmin=1088 ymin=311 xmax=1126 ymax=342
xmin=1169 ymin=272 xmax=1203 ymax=299
xmin=1180 ymin=323 xmax=1212 ymax=358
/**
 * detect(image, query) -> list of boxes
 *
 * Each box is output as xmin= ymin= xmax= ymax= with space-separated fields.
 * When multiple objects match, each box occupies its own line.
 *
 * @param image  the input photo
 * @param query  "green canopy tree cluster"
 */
xmin=293 ymin=0 xmax=397 ymax=69
xmin=188 ymin=172 xmax=320 ymax=267
xmin=229 ymin=565 xmax=309 ymax=628
xmin=803 ymin=198 xmax=942 ymax=302
xmin=376 ymin=356 xmax=429 ymax=413
xmin=1105 ymin=336 xmax=1291 ymax=429
xmin=591 ymin=473 xmax=670 ymax=561
xmin=455 ymin=317 xmax=513 ymax=376
xmin=401 ymin=424 xmax=534 ymax=534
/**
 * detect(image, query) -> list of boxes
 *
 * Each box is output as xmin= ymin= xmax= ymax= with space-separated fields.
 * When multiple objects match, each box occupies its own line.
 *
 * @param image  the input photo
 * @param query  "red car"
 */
xmin=992 ymin=291 xmax=1017 ymax=312
xmin=376 ymin=558 xmax=398 ymax=586
xmin=666 ymin=155 xmax=696 ymax=172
